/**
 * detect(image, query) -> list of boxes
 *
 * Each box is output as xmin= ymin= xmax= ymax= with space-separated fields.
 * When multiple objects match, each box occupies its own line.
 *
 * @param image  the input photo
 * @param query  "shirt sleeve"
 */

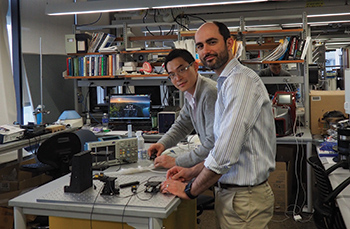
xmin=157 ymin=104 xmax=194 ymax=149
xmin=176 ymin=94 xmax=216 ymax=168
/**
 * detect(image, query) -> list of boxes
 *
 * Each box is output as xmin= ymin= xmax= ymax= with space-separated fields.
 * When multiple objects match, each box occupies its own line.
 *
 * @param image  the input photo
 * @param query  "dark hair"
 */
xmin=213 ymin=21 xmax=231 ymax=42
xmin=164 ymin=49 xmax=195 ymax=72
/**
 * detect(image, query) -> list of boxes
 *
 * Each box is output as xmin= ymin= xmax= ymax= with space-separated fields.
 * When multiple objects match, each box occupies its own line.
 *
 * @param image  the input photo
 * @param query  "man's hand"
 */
xmin=160 ymin=179 xmax=189 ymax=199
xmin=167 ymin=166 xmax=195 ymax=182
xmin=147 ymin=143 xmax=165 ymax=158
xmin=154 ymin=155 xmax=176 ymax=169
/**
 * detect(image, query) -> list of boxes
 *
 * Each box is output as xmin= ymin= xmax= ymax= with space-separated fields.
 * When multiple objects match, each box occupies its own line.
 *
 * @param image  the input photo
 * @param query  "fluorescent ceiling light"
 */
xmin=152 ymin=0 xmax=267 ymax=9
xmin=46 ymin=0 xmax=267 ymax=15
xmin=282 ymin=20 xmax=350 ymax=28
xmin=308 ymin=12 xmax=350 ymax=18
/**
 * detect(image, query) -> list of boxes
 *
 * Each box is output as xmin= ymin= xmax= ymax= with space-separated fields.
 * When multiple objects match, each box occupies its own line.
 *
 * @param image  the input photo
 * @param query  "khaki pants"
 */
xmin=214 ymin=182 xmax=274 ymax=229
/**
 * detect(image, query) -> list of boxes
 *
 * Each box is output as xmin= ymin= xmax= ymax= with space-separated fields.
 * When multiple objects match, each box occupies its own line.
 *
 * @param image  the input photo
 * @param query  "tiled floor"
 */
xmin=197 ymin=210 xmax=317 ymax=229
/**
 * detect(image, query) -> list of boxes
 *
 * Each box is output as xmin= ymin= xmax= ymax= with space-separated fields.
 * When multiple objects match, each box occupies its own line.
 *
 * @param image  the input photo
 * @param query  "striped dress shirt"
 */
xmin=204 ymin=58 xmax=276 ymax=186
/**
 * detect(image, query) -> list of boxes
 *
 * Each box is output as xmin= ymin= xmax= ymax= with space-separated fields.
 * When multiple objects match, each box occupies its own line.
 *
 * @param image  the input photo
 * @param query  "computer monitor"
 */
xmin=109 ymin=94 xmax=151 ymax=121
xmin=134 ymin=86 xmax=163 ymax=109
xmin=309 ymin=64 xmax=319 ymax=85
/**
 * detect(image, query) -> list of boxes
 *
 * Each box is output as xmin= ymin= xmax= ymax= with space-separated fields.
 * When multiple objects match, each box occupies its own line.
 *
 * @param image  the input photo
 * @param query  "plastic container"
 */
xmin=102 ymin=113 xmax=109 ymax=128
xmin=136 ymin=131 xmax=146 ymax=160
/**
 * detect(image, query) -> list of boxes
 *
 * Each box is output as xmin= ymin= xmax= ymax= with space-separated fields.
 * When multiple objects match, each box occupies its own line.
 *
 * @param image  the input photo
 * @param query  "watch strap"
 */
xmin=184 ymin=180 xmax=198 ymax=199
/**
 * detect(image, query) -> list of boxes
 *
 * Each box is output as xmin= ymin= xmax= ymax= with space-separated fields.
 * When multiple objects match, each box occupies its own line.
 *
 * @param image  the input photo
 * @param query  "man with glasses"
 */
xmin=147 ymin=48 xmax=217 ymax=169
xmin=161 ymin=22 xmax=276 ymax=228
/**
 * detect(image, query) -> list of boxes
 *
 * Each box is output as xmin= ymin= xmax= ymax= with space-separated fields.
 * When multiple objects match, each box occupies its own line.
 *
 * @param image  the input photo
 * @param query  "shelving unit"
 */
xmin=239 ymin=13 xmax=310 ymax=129
xmin=66 ymin=14 xmax=310 ymax=125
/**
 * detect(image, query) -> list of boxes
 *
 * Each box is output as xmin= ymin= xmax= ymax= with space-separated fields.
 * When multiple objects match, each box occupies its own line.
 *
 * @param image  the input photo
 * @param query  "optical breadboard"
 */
xmin=85 ymin=138 xmax=138 ymax=164
xmin=37 ymin=175 xmax=175 ymax=210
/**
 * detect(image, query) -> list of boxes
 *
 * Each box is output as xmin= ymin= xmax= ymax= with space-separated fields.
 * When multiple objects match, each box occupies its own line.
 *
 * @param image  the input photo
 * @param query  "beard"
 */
xmin=200 ymin=48 xmax=229 ymax=70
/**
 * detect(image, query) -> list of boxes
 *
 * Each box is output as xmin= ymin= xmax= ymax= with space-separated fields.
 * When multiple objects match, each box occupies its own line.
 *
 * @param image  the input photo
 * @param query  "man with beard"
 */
xmin=160 ymin=21 xmax=276 ymax=228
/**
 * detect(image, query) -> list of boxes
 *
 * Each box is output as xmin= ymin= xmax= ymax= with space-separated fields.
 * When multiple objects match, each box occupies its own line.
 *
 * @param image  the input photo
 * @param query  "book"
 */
xmin=301 ymin=36 xmax=311 ymax=60
xmin=66 ymin=57 xmax=71 ymax=76
xmin=88 ymin=32 xmax=105 ymax=53
xmin=278 ymin=37 xmax=290 ymax=60
xmin=286 ymin=36 xmax=296 ymax=60
xmin=94 ymin=34 xmax=107 ymax=53
xmin=294 ymin=38 xmax=305 ymax=60
xmin=288 ymin=36 xmax=298 ymax=60
xmin=98 ymin=34 xmax=116 ymax=51
xmin=87 ymin=32 xmax=100 ymax=53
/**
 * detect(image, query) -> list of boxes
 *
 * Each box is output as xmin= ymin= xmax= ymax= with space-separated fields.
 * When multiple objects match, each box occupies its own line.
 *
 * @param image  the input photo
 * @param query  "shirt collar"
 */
xmin=217 ymin=58 xmax=238 ymax=91
xmin=184 ymin=74 xmax=201 ymax=109
xmin=220 ymin=58 xmax=239 ymax=78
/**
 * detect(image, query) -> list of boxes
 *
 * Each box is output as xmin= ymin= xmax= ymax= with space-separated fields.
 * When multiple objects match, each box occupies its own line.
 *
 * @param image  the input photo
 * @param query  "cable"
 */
xmin=186 ymin=14 xmax=206 ymax=23
xmin=154 ymin=9 xmax=162 ymax=35
xmin=171 ymin=9 xmax=189 ymax=31
xmin=121 ymin=193 xmax=136 ymax=229
xmin=166 ymin=25 xmax=175 ymax=35
xmin=90 ymin=184 xmax=104 ymax=229
xmin=78 ymin=84 xmax=102 ymax=126
xmin=126 ymin=85 xmax=133 ymax=94
xmin=77 ymin=13 xmax=102 ymax=27
xmin=143 ymin=10 xmax=155 ymax=36
xmin=161 ymin=81 xmax=168 ymax=107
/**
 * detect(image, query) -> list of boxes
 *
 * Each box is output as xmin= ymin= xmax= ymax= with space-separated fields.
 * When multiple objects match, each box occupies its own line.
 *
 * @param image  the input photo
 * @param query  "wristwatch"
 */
xmin=184 ymin=179 xmax=198 ymax=199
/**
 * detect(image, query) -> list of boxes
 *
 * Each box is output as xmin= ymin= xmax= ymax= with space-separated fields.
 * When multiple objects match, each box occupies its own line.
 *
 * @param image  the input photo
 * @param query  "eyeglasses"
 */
xmin=167 ymin=62 xmax=194 ymax=80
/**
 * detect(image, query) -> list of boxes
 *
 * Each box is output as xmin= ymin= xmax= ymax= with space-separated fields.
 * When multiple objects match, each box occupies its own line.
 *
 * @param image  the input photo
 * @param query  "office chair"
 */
xmin=196 ymin=187 xmax=215 ymax=224
xmin=21 ymin=132 xmax=82 ymax=179
xmin=307 ymin=155 xmax=350 ymax=229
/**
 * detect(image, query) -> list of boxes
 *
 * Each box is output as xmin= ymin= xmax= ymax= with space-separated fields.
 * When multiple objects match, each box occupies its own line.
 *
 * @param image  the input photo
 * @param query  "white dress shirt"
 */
xmin=204 ymin=58 xmax=276 ymax=186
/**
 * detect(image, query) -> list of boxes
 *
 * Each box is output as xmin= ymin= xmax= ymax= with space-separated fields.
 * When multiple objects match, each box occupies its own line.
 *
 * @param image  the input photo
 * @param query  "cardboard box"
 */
xmin=268 ymin=161 xmax=293 ymax=212
xmin=309 ymin=90 xmax=346 ymax=135
xmin=0 ymin=207 xmax=13 ymax=229
xmin=0 ymin=206 xmax=37 ymax=229
xmin=0 ymin=158 xmax=52 ymax=202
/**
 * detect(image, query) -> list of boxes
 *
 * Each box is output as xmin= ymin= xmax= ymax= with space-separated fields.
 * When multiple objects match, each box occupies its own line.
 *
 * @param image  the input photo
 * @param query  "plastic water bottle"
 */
xmin=136 ymin=131 xmax=146 ymax=160
xmin=102 ymin=113 xmax=109 ymax=128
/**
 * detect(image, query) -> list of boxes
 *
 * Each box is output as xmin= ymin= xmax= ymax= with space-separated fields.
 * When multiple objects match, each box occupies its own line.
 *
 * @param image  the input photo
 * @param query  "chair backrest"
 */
xmin=37 ymin=132 xmax=81 ymax=175
xmin=307 ymin=155 xmax=350 ymax=229
xmin=74 ymin=129 xmax=98 ymax=151
xmin=307 ymin=155 xmax=334 ymax=202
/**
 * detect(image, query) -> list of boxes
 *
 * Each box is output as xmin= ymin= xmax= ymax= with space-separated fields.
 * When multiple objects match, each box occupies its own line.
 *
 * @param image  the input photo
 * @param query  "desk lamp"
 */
xmin=57 ymin=110 xmax=83 ymax=128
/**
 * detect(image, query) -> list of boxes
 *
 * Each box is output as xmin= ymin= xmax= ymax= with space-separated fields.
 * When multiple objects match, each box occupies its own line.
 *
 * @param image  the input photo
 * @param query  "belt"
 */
xmin=215 ymin=179 xmax=267 ymax=189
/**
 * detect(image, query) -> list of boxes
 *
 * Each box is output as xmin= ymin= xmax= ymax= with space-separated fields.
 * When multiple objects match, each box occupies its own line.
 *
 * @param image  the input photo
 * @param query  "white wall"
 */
xmin=21 ymin=0 xmax=111 ymax=55
xmin=21 ymin=0 xmax=73 ymax=54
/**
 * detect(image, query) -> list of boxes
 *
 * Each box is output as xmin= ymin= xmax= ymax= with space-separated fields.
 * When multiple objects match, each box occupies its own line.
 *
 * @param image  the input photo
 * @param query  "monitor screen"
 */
xmin=108 ymin=94 xmax=151 ymax=121
xmin=134 ymin=86 xmax=163 ymax=108
xmin=277 ymin=94 xmax=292 ymax=105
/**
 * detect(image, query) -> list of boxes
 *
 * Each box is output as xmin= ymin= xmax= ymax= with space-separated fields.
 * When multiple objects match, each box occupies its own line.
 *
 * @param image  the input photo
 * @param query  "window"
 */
xmin=325 ymin=49 xmax=342 ymax=72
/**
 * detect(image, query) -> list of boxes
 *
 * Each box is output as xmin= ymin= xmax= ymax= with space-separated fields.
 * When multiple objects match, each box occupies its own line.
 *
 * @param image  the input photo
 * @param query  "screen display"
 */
xmin=135 ymin=86 xmax=162 ymax=108
xmin=108 ymin=94 xmax=151 ymax=121
xmin=277 ymin=94 xmax=292 ymax=105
